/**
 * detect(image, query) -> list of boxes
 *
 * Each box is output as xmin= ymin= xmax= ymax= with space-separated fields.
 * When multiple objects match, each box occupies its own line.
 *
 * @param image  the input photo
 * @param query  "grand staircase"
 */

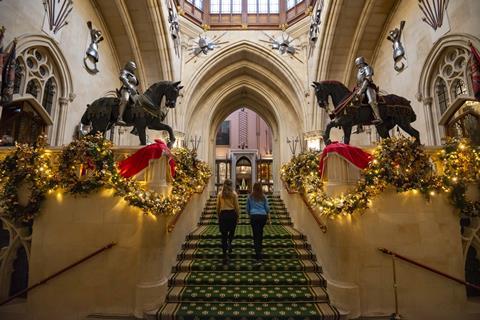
xmin=156 ymin=194 xmax=341 ymax=319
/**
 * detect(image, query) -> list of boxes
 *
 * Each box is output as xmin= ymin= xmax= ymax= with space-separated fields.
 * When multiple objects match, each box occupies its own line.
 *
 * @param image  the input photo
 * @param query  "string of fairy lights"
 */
xmin=1 ymin=135 xmax=477 ymax=224
xmin=0 ymin=134 xmax=211 ymax=224
xmin=281 ymin=137 xmax=480 ymax=218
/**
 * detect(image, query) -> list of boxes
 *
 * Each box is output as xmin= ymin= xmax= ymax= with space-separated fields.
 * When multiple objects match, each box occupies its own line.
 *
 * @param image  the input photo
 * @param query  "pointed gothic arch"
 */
xmin=2 ymin=34 xmax=75 ymax=145
xmin=417 ymin=33 xmax=480 ymax=145
xmin=182 ymin=40 xmax=306 ymax=130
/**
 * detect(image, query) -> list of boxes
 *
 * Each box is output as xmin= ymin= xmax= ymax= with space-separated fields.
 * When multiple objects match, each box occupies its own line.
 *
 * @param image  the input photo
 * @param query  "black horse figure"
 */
xmin=81 ymin=81 xmax=183 ymax=146
xmin=312 ymin=80 xmax=420 ymax=145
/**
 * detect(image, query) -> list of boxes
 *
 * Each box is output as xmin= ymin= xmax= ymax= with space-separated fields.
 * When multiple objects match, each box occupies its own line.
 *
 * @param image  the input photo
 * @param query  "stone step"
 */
xmin=186 ymin=225 xmax=305 ymax=240
xmin=172 ymin=258 xmax=322 ymax=272
xmin=157 ymin=302 xmax=341 ymax=320
xmin=177 ymin=247 xmax=316 ymax=260
xmin=182 ymin=238 xmax=311 ymax=250
xmin=198 ymin=219 xmax=292 ymax=226
xmin=168 ymin=271 xmax=326 ymax=287
xmin=166 ymin=285 xmax=329 ymax=303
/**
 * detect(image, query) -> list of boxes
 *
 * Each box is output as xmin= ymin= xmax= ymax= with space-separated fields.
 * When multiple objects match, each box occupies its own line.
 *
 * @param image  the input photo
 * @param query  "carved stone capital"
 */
xmin=58 ymin=97 xmax=69 ymax=105
xmin=423 ymin=97 xmax=433 ymax=105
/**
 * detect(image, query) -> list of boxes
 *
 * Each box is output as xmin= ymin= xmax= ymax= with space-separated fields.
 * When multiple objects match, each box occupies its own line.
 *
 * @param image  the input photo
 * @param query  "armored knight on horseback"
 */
xmin=354 ymin=57 xmax=382 ymax=125
xmin=117 ymin=60 xmax=139 ymax=125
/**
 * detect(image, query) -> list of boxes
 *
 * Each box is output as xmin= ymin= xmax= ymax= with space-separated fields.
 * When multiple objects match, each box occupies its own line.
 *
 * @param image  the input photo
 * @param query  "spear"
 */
xmin=423 ymin=0 xmax=438 ymax=29
xmin=54 ymin=0 xmax=71 ymax=33
xmin=418 ymin=1 xmax=435 ymax=29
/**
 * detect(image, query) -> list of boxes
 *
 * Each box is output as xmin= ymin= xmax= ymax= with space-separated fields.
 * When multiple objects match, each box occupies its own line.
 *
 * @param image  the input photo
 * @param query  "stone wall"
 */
xmin=371 ymin=0 xmax=480 ymax=146
xmin=280 ymin=150 xmax=480 ymax=320
xmin=0 ymin=0 xmax=121 ymax=145
xmin=0 ymin=187 xmax=209 ymax=320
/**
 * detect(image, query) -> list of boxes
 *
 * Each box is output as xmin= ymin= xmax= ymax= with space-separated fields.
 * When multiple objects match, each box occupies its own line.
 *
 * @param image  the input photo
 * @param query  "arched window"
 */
xmin=432 ymin=47 xmax=471 ymax=115
xmin=26 ymin=80 xmax=40 ymax=98
xmin=13 ymin=59 xmax=24 ymax=95
xmin=435 ymin=77 xmax=449 ymax=114
xmin=42 ymin=78 xmax=57 ymax=115
xmin=452 ymin=79 xmax=468 ymax=98
xmin=0 ymin=41 xmax=71 ymax=146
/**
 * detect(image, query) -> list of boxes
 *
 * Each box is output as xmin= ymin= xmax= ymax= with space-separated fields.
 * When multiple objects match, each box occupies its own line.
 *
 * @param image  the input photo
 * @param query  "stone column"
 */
xmin=321 ymin=153 xmax=362 ymax=317
xmin=55 ymin=97 xmax=69 ymax=146
xmin=145 ymin=154 xmax=173 ymax=196
xmin=322 ymin=153 xmax=361 ymax=196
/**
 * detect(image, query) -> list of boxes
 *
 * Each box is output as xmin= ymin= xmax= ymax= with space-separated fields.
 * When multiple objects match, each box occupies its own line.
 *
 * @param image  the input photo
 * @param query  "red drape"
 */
xmin=469 ymin=42 xmax=480 ymax=101
xmin=118 ymin=139 xmax=175 ymax=178
xmin=318 ymin=142 xmax=372 ymax=177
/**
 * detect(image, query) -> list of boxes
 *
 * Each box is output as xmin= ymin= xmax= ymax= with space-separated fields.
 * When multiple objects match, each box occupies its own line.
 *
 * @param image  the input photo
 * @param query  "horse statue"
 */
xmin=312 ymin=80 xmax=420 ymax=145
xmin=81 ymin=81 xmax=183 ymax=146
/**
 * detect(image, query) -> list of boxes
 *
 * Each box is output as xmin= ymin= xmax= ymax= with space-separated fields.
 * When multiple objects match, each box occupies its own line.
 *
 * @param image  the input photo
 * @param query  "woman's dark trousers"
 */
xmin=250 ymin=214 xmax=267 ymax=260
xmin=219 ymin=210 xmax=237 ymax=258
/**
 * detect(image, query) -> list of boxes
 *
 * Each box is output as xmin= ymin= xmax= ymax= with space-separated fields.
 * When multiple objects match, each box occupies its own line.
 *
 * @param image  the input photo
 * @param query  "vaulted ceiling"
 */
xmin=319 ymin=0 xmax=400 ymax=87
xmin=92 ymin=0 xmax=400 ymax=92
xmin=91 ymin=0 xmax=173 ymax=90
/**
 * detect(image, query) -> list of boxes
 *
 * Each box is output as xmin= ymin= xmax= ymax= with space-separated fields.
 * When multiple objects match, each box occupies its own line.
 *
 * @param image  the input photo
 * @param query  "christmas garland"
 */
xmin=113 ymin=147 xmax=211 ymax=215
xmin=437 ymin=138 xmax=480 ymax=217
xmin=56 ymin=134 xmax=116 ymax=194
xmin=0 ymin=136 xmax=54 ymax=224
xmin=281 ymin=137 xmax=479 ymax=217
xmin=0 ymin=135 xmax=211 ymax=224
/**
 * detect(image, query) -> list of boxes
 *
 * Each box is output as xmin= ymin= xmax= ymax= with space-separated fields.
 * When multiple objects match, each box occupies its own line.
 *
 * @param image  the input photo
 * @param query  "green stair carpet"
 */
xmin=157 ymin=194 xmax=340 ymax=320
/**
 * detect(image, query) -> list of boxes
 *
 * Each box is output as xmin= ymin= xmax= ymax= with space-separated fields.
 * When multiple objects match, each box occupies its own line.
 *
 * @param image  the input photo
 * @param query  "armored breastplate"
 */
xmin=357 ymin=68 xmax=366 ymax=85
xmin=357 ymin=65 xmax=373 ymax=85
xmin=126 ymin=72 xmax=138 ymax=86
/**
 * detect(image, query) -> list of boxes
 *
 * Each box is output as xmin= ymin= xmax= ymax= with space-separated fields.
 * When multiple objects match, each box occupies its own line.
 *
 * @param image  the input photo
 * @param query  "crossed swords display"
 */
xmin=186 ymin=32 xmax=229 ymax=63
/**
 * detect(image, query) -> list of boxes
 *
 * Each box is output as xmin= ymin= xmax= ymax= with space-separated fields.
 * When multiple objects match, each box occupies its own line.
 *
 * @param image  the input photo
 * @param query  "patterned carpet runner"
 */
xmin=157 ymin=194 xmax=340 ymax=320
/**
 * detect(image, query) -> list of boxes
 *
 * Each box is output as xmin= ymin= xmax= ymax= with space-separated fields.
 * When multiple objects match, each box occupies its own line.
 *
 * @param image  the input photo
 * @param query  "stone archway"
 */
xmin=183 ymin=42 xmax=305 ymax=192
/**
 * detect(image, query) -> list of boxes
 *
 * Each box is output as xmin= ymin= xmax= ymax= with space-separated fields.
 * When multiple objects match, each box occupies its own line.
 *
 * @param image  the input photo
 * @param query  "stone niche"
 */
xmin=281 ymin=153 xmax=480 ymax=320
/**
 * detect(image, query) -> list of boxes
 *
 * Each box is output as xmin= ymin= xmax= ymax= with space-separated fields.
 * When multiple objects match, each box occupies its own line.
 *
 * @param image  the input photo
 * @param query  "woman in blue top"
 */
xmin=246 ymin=182 xmax=271 ymax=265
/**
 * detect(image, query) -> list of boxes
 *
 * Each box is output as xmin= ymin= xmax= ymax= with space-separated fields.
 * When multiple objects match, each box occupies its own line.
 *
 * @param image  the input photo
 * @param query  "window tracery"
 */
xmin=15 ymin=47 xmax=58 ymax=110
xmin=433 ymin=47 xmax=471 ymax=116
xmin=0 ymin=43 xmax=67 ymax=146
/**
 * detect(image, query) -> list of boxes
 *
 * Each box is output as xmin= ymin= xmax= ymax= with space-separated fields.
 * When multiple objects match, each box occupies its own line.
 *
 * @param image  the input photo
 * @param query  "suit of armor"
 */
xmin=117 ymin=61 xmax=139 ymax=125
xmin=355 ymin=57 xmax=382 ymax=124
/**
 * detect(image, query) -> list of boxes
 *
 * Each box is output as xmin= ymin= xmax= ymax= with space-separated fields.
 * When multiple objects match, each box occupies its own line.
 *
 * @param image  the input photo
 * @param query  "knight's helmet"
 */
xmin=124 ymin=60 xmax=137 ymax=72
xmin=355 ymin=56 xmax=366 ymax=67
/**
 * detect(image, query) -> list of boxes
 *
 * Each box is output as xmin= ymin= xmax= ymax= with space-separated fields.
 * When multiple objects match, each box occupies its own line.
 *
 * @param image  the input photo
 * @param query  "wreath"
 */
xmin=0 ymin=136 xmax=53 ymax=224
xmin=56 ymin=133 xmax=116 ymax=195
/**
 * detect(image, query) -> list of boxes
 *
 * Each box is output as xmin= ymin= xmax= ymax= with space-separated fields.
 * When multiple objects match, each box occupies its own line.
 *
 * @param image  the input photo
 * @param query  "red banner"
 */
xmin=318 ymin=142 xmax=372 ymax=177
xmin=469 ymin=42 xmax=480 ymax=101
xmin=118 ymin=139 xmax=175 ymax=178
